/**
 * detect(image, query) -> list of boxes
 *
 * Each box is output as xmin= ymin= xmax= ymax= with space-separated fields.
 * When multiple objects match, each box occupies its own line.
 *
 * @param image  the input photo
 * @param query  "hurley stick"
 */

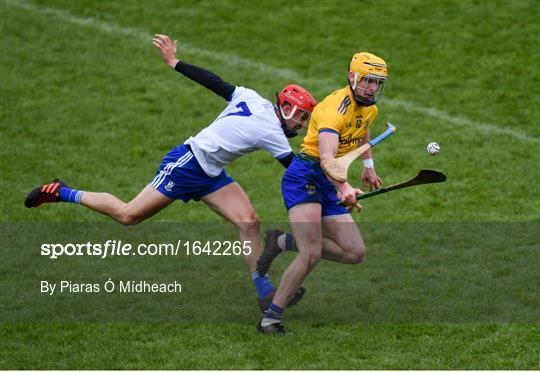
xmin=321 ymin=123 xmax=396 ymax=182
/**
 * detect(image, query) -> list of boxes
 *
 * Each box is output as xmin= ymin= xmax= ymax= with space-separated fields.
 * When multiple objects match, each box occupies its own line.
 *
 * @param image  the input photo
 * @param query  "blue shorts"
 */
xmin=282 ymin=155 xmax=349 ymax=217
xmin=150 ymin=144 xmax=235 ymax=202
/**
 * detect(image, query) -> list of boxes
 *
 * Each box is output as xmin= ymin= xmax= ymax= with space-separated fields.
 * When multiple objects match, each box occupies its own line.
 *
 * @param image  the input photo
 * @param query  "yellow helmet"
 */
xmin=349 ymin=52 xmax=388 ymax=106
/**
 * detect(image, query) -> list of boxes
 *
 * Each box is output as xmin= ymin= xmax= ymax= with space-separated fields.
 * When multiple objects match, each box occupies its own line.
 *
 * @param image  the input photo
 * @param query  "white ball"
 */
xmin=427 ymin=142 xmax=440 ymax=155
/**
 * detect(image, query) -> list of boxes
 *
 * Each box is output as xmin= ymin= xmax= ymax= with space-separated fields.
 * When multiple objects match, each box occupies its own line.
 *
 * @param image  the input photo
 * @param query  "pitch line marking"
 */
xmin=6 ymin=0 xmax=539 ymax=144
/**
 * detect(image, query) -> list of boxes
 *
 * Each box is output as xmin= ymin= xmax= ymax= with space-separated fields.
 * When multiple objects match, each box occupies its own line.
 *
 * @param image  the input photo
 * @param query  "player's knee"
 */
xmin=117 ymin=208 xmax=144 ymax=226
xmin=236 ymin=212 xmax=260 ymax=234
xmin=348 ymin=244 xmax=366 ymax=264
xmin=349 ymin=249 xmax=365 ymax=264
xmin=300 ymin=250 xmax=321 ymax=269
xmin=307 ymin=251 xmax=322 ymax=268
xmin=118 ymin=215 xmax=141 ymax=226
xmin=297 ymin=235 xmax=323 ymax=268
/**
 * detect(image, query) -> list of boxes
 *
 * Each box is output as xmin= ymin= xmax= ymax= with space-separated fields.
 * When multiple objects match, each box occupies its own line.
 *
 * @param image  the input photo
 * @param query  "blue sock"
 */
xmin=252 ymin=272 xmax=275 ymax=299
xmin=262 ymin=302 xmax=284 ymax=325
xmin=58 ymin=187 xmax=84 ymax=204
xmin=277 ymin=233 xmax=297 ymax=251
xmin=284 ymin=233 xmax=297 ymax=251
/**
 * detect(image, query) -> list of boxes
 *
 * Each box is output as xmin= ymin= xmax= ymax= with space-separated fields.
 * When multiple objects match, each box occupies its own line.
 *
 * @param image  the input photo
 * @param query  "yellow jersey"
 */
xmin=300 ymin=86 xmax=378 ymax=158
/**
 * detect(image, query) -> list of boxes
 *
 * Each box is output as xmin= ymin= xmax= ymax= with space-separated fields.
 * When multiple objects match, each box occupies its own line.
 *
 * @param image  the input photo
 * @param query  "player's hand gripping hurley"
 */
xmin=321 ymin=123 xmax=396 ymax=182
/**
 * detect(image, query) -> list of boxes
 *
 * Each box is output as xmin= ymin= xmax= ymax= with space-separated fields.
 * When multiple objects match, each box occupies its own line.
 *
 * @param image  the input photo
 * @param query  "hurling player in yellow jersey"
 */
xmin=257 ymin=53 xmax=388 ymax=334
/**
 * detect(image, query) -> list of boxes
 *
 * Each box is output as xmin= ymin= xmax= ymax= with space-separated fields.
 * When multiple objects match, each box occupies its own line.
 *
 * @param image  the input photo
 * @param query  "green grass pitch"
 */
xmin=1 ymin=0 xmax=539 ymax=369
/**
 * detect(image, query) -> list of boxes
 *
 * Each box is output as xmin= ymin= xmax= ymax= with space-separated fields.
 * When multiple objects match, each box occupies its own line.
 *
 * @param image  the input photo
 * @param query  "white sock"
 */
xmin=261 ymin=317 xmax=282 ymax=327
xmin=276 ymin=234 xmax=287 ymax=251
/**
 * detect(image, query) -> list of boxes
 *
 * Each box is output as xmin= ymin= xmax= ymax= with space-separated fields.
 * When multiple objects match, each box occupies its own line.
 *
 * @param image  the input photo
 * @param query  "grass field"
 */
xmin=1 ymin=0 xmax=539 ymax=369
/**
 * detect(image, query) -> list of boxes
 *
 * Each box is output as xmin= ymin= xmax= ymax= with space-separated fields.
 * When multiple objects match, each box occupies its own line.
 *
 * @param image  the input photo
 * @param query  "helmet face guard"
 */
xmin=349 ymin=72 xmax=387 ymax=106
xmin=349 ymin=52 xmax=388 ymax=106
xmin=279 ymin=106 xmax=312 ymax=138
xmin=276 ymin=84 xmax=317 ymax=137
xmin=280 ymin=105 xmax=312 ymax=127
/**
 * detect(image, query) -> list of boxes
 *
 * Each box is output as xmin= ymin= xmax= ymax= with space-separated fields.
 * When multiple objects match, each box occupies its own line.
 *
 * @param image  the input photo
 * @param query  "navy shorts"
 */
xmin=282 ymin=155 xmax=349 ymax=217
xmin=150 ymin=144 xmax=235 ymax=202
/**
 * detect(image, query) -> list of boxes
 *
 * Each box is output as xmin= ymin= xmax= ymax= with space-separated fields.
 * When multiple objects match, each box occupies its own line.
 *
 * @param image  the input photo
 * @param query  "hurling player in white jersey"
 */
xmin=25 ymin=34 xmax=316 ymax=312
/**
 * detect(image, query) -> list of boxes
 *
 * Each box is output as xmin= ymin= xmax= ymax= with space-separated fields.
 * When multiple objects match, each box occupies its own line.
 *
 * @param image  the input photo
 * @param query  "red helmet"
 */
xmin=276 ymin=84 xmax=317 ymax=137
xmin=277 ymin=84 xmax=317 ymax=116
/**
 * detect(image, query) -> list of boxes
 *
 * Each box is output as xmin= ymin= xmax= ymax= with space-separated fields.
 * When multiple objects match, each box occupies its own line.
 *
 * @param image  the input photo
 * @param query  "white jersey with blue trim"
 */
xmin=185 ymin=86 xmax=292 ymax=177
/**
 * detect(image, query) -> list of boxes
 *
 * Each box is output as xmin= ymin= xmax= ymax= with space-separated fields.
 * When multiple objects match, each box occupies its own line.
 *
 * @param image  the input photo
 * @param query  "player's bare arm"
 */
xmin=319 ymin=132 xmax=363 ymax=206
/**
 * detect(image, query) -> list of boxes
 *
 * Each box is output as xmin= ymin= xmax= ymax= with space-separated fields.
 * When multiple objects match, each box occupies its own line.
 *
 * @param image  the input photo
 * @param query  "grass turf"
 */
xmin=1 ymin=0 xmax=539 ymax=369
xmin=2 ymin=323 xmax=538 ymax=369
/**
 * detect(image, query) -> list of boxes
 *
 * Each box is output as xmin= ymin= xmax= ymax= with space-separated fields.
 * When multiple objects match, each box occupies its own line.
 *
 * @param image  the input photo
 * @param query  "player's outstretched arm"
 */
xmin=152 ymin=34 xmax=235 ymax=101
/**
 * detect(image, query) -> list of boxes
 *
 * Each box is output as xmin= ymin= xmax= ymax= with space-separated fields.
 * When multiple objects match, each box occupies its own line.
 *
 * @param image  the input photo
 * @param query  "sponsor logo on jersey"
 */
xmin=339 ymin=134 xmax=362 ymax=146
